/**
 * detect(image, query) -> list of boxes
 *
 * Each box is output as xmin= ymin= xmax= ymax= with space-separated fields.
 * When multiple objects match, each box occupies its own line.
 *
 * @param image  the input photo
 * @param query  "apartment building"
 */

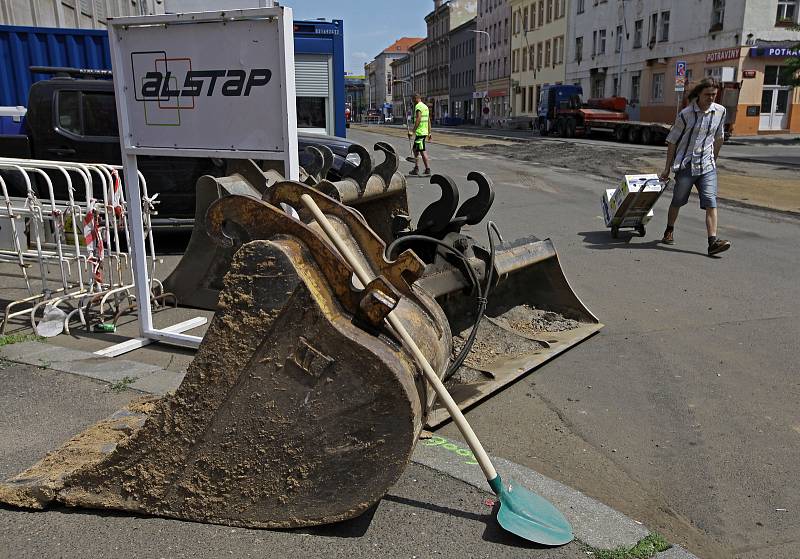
xmin=509 ymin=0 xmax=568 ymax=119
xmin=477 ymin=0 xmax=512 ymax=123
xmin=364 ymin=37 xmax=424 ymax=119
xmin=0 ymin=0 xmax=162 ymax=28
xmin=566 ymin=0 xmax=800 ymax=134
xmin=391 ymin=54 xmax=414 ymax=121
xmin=450 ymin=17 xmax=478 ymax=123
xmin=425 ymin=0 xmax=477 ymax=120
xmin=410 ymin=38 xmax=429 ymax=100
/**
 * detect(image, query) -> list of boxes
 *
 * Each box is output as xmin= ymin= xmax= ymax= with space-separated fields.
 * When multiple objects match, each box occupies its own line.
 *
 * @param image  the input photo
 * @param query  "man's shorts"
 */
xmin=671 ymin=167 xmax=718 ymax=209
xmin=413 ymin=135 xmax=427 ymax=152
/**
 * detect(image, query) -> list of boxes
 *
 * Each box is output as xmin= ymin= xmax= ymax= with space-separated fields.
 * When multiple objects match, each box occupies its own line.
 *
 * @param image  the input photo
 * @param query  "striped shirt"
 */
xmin=666 ymin=101 xmax=726 ymax=176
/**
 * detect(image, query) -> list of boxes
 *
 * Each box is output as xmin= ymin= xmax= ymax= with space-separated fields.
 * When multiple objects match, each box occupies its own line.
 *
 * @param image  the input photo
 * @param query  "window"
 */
xmin=612 ymin=75 xmax=619 ymax=97
xmin=633 ymin=19 xmax=643 ymax=48
xmin=57 ymin=91 xmax=119 ymax=137
xmin=556 ymin=36 xmax=563 ymax=64
xmin=577 ymin=0 xmax=585 ymax=14
xmin=649 ymin=13 xmax=658 ymax=45
xmin=777 ymin=0 xmax=797 ymax=22
xmin=660 ymin=11 xmax=670 ymax=42
xmin=630 ymin=73 xmax=640 ymax=103
xmin=512 ymin=12 xmax=518 ymax=34
xmin=57 ymin=91 xmax=81 ymax=134
xmin=522 ymin=47 xmax=528 ymax=71
xmin=528 ymin=86 xmax=535 ymax=112
xmin=615 ymin=25 xmax=623 ymax=53
xmin=592 ymin=30 xmax=597 ymax=56
xmin=547 ymin=0 xmax=553 ymax=22
xmin=538 ymin=1 xmax=544 ymax=25
xmin=598 ymin=29 xmax=606 ymax=54
xmin=537 ymin=42 xmax=543 ymax=68
xmin=545 ymin=40 xmax=551 ymax=66
xmin=591 ymin=75 xmax=605 ymax=98
xmin=530 ymin=2 xmax=536 ymax=28
xmin=513 ymin=49 xmax=518 ymax=72
xmin=711 ymin=0 xmax=725 ymax=28
xmin=652 ymin=73 xmax=664 ymax=101
xmin=765 ymin=65 xmax=791 ymax=86
xmin=523 ymin=7 xmax=529 ymax=30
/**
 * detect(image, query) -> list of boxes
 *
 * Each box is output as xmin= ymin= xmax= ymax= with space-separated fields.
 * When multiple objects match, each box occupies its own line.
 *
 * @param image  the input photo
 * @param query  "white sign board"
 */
xmin=105 ymin=7 xmax=298 ymax=352
xmin=109 ymin=8 xmax=298 ymax=172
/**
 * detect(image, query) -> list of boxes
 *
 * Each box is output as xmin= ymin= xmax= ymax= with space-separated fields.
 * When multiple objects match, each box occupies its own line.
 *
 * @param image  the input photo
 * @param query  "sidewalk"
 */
xmin=726 ymin=133 xmax=800 ymax=145
xmin=0 ymin=339 xmax=697 ymax=559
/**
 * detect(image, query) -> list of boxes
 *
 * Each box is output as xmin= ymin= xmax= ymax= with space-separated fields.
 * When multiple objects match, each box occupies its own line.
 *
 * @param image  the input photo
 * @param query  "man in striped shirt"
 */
xmin=659 ymin=77 xmax=731 ymax=256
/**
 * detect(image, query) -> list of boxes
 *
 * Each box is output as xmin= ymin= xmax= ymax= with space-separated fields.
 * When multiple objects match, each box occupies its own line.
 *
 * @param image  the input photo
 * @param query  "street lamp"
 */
xmin=470 ymin=29 xmax=491 ymax=126
xmin=393 ymin=78 xmax=412 ymax=129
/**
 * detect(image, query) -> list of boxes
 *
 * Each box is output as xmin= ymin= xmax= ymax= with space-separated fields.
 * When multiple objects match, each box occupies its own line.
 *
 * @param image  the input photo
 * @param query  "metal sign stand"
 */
xmin=104 ymin=7 xmax=298 ymax=354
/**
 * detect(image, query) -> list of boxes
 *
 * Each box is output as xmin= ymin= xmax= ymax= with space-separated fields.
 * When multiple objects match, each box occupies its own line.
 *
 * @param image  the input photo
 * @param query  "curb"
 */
xmin=1 ymin=340 xmax=699 ymax=557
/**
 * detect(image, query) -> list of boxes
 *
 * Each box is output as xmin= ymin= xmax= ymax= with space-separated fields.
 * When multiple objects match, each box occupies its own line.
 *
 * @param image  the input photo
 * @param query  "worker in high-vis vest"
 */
xmin=407 ymin=93 xmax=432 ymax=176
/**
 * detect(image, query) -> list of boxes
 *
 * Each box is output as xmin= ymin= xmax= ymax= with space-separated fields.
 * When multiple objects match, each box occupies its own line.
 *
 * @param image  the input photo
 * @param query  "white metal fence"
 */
xmin=0 ymin=156 xmax=170 ymax=336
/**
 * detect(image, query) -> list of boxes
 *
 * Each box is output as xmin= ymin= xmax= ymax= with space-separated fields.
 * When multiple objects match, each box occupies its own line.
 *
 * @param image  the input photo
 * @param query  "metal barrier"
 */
xmin=0 ymin=157 xmax=169 ymax=336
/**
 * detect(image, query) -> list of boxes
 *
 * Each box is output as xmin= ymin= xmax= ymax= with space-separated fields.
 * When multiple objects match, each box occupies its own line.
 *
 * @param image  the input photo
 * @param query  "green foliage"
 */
xmin=109 ymin=376 xmax=137 ymax=392
xmin=0 ymin=334 xmax=44 ymax=347
xmin=586 ymin=533 xmax=671 ymax=559
xmin=781 ymin=25 xmax=800 ymax=87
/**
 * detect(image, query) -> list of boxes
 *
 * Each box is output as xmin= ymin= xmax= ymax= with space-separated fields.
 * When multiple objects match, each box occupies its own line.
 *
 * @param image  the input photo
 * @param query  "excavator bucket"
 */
xmin=163 ymin=142 xmax=409 ymax=309
xmin=394 ymin=172 xmax=603 ymax=427
xmin=0 ymin=187 xmax=452 ymax=528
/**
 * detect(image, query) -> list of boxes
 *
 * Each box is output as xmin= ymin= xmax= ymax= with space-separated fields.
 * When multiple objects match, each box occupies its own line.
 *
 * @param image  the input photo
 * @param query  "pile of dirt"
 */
xmin=468 ymin=142 xmax=660 ymax=180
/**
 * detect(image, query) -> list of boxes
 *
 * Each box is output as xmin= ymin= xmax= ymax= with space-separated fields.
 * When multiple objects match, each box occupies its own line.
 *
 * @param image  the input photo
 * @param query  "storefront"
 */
xmin=738 ymin=43 xmax=800 ymax=134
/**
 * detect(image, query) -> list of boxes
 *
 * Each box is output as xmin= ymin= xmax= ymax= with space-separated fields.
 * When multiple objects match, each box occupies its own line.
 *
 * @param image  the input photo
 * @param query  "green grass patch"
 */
xmin=587 ymin=533 xmax=671 ymax=559
xmin=0 ymin=334 xmax=43 ymax=347
xmin=109 ymin=376 xmax=137 ymax=392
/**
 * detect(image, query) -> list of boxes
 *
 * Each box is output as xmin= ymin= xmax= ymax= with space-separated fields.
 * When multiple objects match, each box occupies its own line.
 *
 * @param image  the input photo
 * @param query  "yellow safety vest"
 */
xmin=414 ymin=101 xmax=430 ymax=136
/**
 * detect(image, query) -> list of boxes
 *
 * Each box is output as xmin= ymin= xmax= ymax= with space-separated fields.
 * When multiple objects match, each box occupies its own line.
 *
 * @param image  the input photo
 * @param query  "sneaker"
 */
xmin=662 ymin=229 xmax=675 ymax=245
xmin=423 ymin=168 xmax=432 ymax=176
xmin=409 ymin=168 xmax=419 ymax=176
xmin=708 ymin=238 xmax=731 ymax=256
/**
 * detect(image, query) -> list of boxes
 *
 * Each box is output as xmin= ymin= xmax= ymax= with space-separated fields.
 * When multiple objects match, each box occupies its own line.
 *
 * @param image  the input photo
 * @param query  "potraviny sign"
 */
xmin=107 ymin=7 xmax=298 ymax=352
xmin=749 ymin=46 xmax=800 ymax=58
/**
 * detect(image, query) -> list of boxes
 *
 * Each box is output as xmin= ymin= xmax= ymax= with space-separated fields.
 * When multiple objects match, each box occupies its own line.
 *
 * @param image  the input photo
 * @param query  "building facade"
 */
xmin=391 ymin=54 xmax=414 ymax=121
xmin=0 ymin=0 xmax=161 ymax=28
xmin=450 ymin=17 xmax=477 ymax=123
xmin=509 ymin=0 xmax=568 ymax=119
xmin=565 ymin=0 xmax=800 ymax=134
xmin=477 ymin=0 xmax=512 ymax=124
xmin=410 ymin=38 xmax=428 ymax=99
xmin=345 ymin=74 xmax=366 ymax=122
xmin=425 ymin=0 xmax=477 ymax=121
xmin=364 ymin=37 xmax=423 ymax=119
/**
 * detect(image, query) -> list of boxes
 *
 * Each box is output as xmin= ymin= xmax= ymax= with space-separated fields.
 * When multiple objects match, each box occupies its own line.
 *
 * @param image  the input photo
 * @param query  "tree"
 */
xmin=780 ymin=24 xmax=800 ymax=87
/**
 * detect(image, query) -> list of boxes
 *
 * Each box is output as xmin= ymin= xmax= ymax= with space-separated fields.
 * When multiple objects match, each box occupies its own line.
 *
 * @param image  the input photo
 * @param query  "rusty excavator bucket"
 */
xmin=162 ymin=141 xmax=409 ymax=309
xmin=0 ymin=183 xmax=452 ymax=528
xmin=170 ymin=161 xmax=602 ymax=428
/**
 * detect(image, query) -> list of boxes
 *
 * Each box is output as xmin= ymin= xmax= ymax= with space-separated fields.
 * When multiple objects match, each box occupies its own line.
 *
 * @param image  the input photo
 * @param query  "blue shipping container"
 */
xmin=1 ymin=20 xmax=345 ymax=136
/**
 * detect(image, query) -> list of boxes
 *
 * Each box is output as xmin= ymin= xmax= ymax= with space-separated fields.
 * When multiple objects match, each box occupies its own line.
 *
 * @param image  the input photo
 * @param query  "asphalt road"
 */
xmin=347 ymin=128 xmax=800 ymax=559
xmin=385 ymin=124 xmax=800 ymax=167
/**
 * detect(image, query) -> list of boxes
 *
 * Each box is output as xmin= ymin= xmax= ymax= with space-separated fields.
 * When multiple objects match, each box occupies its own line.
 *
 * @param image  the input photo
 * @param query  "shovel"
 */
xmin=300 ymin=194 xmax=574 ymax=546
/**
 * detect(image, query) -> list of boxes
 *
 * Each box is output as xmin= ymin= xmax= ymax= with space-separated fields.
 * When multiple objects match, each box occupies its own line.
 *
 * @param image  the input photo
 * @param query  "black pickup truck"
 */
xmin=0 ymin=72 xmax=357 ymax=228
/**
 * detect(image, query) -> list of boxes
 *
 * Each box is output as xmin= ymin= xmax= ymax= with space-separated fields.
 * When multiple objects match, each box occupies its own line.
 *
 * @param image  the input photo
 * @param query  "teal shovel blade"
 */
xmin=488 ymin=475 xmax=573 ymax=546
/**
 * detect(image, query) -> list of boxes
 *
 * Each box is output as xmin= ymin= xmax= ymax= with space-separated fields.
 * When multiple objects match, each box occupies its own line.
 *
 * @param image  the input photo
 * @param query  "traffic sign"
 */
xmin=676 ymin=60 xmax=687 ymax=77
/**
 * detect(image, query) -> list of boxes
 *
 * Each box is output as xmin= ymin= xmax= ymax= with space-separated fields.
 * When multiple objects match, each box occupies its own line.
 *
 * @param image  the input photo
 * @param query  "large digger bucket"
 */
xmin=163 ymin=142 xmax=409 ymax=309
xmin=0 ymin=186 xmax=451 ymax=528
xmin=417 ymin=235 xmax=602 ymax=427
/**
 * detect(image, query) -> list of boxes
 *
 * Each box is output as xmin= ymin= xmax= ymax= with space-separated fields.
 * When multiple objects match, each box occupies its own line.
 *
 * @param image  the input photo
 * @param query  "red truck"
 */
xmin=535 ymin=84 xmax=671 ymax=145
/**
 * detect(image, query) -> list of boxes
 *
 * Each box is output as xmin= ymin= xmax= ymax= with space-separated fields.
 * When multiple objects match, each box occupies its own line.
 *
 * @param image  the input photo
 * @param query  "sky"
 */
xmin=287 ymin=0 xmax=432 ymax=75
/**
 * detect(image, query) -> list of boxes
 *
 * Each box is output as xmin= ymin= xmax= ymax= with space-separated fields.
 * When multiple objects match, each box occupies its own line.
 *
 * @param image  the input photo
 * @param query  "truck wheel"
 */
xmin=539 ymin=119 xmax=549 ymax=136
xmin=613 ymin=126 xmax=627 ymax=142
xmin=566 ymin=119 xmax=577 ymax=138
xmin=627 ymin=127 xmax=642 ymax=144
xmin=636 ymin=224 xmax=646 ymax=237
xmin=611 ymin=226 xmax=620 ymax=239
xmin=640 ymin=127 xmax=653 ymax=145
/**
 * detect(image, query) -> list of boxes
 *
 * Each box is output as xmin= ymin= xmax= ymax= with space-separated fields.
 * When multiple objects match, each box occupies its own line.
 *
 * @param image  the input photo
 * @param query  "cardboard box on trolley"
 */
xmin=601 ymin=174 xmax=661 ymax=228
